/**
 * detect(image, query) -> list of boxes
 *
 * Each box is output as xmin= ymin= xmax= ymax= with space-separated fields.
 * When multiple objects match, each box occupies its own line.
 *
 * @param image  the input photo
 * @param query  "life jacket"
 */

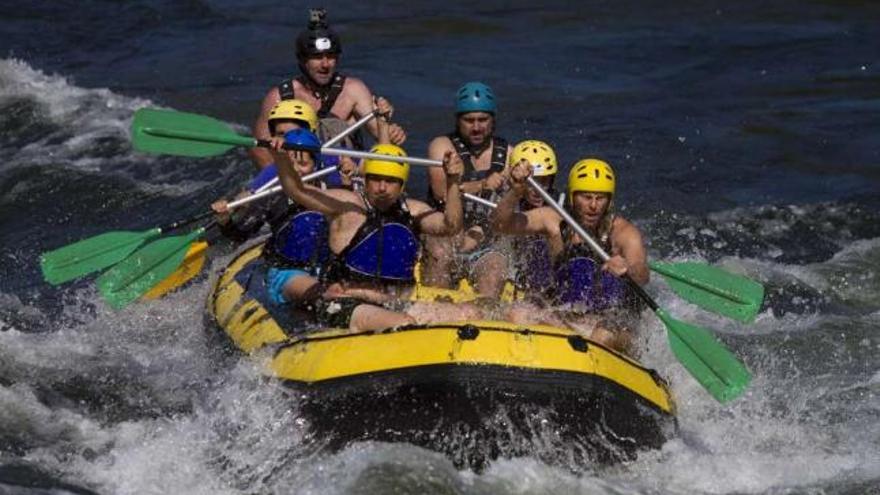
xmin=324 ymin=192 xmax=421 ymax=285
xmin=552 ymin=221 xmax=630 ymax=311
xmin=278 ymin=73 xmax=365 ymax=150
xmin=219 ymin=177 xmax=331 ymax=274
xmin=427 ymin=133 xmax=507 ymax=231
xmin=261 ymin=200 xmax=330 ymax=274
xmin=512 ymin=235 xmax=554 ymax=294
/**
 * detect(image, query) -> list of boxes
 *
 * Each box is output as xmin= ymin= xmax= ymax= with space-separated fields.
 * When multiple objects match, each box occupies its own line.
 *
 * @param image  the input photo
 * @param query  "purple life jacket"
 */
xmin=552 ymin=220 xmax=629 ymax=310
xmin=554 ymin=256 xmax=628 ymax=311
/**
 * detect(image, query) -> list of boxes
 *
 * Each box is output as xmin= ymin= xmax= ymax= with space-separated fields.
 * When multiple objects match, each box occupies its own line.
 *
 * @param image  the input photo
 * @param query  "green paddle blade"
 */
xmin=96 ymin=228 xmax=205 ymax=309
xmin=132 ymin=108 xmax=255 ymax=157
xmin=656 ymin=308 xmax=752 ymax=403
xmin=142 ymin=240 xmax=208 ymax=300
xmin=650 ymin=261 xmax=765 ymax=323
xmin=40 ymin=229 xmax=162 ymax=285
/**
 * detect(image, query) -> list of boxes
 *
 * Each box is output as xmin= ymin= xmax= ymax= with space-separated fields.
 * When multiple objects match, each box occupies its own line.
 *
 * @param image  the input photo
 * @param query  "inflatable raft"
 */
xmin=208 ymin=243 xmax=677 ymax=469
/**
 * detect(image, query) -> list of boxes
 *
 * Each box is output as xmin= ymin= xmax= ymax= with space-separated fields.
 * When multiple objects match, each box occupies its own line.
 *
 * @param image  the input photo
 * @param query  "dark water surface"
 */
xmin=1 ymin=1 xmax=879 ymax=493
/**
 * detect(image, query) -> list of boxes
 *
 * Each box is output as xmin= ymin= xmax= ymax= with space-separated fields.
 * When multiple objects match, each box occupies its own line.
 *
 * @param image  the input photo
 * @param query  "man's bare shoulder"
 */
xmin=427 ymin=135 xmax=454 ymax=153
xmin=405 ymin=197 xmax=435 ymax=216
xmin=535 ymin=206 xmax=563 ymax=229
xmin=611 ymin=216 xmax=642 ymax=240
xmin=341 ymin=76 xmax=371 ymax=96
xmin=324 ymin=186 xmax=361 ymax=202
xmin=261 ymin=85 xmax=282 ymax=105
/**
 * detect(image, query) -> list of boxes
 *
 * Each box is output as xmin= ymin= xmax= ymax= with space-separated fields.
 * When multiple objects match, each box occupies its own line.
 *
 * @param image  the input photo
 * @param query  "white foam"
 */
xmin=0 ymin=58 xmax=221 ymax=197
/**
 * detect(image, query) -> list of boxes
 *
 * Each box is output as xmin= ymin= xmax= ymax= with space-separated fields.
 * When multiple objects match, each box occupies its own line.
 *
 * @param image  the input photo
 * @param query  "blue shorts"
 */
xmin=266 ymin=267 xmax=310 ymax=305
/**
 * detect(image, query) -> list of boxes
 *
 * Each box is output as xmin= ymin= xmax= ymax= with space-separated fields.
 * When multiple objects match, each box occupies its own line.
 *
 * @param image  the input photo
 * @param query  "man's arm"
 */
xmin=415 ymin=151 xmax=464 ymax=236
xmin=426 ymin=137 xmax=452 ymax=203
xmin=275 ymin=147 xmax=358 ymax=219
xmin=490 ymin=159 xmax=548 ymax=236
xmin=347 ymin=78 xmax=407 ymax=145
xmin=248 ymin=88 xmax=281 ymax=170
xmin=373 ymin=97 xmax=394 ymax=145
xmin=606 ymin=218 xmax=649 ymax=285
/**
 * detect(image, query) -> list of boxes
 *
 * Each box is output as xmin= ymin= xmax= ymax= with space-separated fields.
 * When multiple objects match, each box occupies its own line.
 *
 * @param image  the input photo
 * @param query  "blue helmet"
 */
xmin=455 ymin=82 xmax=496 ymax=115
xmin=283 ymin=128 xmax=322 ymax=160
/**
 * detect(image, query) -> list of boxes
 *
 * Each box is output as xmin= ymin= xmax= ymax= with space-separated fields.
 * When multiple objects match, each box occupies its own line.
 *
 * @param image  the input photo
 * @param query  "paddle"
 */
xmin=131 ymin=107 xmax=434 ymax=167
xmin=524 ymin=177 xmax=751 ymax=403
xmin=97 ymin=226 xmax=209 ymax=309
xmin=132 ymin=107 xmax=379 ymax=159
xmin=41 ymin=214 xmax=210 ymax=286
xmin=462 ymin=193 xmax=763 ymax=322
xmin=94 ymin=167 xmax=337 ymax=308
xmin=142 ymin=240 xmax=208 ymax=300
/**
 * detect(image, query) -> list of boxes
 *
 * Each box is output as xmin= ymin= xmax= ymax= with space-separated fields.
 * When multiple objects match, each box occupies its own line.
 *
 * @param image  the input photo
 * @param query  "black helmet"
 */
xmin=295 ymin=8 xmax=342 ymax=60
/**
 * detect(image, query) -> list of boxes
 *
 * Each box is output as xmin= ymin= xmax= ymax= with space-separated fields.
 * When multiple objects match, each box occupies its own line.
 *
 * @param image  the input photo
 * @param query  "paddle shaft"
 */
xmin=322 ymin=110 xmax=378 ymax=148
xmin=525 ymin=177 xmax=659 ymax=311
xmin=156 ymin=167 xmax=336 ymax=234
xmin=228 ymin=167 xmax=335 ymax=209
xmin=322 ymin=147 xmax=442 ymax=167
xmin=253 ymin=111 xmax=378 ymax=194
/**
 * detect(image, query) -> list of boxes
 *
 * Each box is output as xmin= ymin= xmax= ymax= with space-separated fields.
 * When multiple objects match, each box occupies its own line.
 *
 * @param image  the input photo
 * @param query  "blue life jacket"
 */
xmin=270 ymin=209 xmax=330 ymax=268
xmin=512 ymin=199 xmax=558 ymax=294
xmin=325 ymin=193 xmax=421 ymax=285
xmin=553 ymin=222 xmax=629 ymax=311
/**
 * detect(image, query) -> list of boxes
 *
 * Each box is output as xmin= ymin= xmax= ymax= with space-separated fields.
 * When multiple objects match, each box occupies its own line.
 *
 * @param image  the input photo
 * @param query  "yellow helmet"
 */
xmin=268 ymin=99 xmax=319 ymax=133
xmin=567 ymin=158 xmax=615 ymax=201
xmin=509 ymin=140 xmax=557 ymax=177
xmin=363 ymin=144 xmax=409 ymax=184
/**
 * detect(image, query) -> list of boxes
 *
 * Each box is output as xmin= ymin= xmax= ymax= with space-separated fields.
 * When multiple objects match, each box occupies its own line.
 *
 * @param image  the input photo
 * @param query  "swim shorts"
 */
xmin=266 ymin=267 xmax=311 ymax=305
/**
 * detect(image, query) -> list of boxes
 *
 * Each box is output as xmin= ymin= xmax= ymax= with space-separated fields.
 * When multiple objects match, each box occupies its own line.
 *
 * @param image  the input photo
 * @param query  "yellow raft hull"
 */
xmin=208 ymin=243 xmax=676 ymax=469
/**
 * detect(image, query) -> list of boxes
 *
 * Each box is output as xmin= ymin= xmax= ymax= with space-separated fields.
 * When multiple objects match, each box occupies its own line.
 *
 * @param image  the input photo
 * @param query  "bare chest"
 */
xmin=293 ymin=81 xmax=356 ymax=120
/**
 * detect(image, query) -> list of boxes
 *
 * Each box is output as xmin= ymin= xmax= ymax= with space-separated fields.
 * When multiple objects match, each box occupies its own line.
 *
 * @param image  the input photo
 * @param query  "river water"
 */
xmin=1 ymin=1 xmax=878 ymax=493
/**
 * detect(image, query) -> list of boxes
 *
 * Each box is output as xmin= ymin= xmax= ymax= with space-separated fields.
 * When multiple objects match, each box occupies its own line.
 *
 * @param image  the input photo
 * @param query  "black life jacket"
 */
xmin=428 ymin=133 xmax=508 ymax=229
xmin=278 ymin=72 xmax=365 ymax=150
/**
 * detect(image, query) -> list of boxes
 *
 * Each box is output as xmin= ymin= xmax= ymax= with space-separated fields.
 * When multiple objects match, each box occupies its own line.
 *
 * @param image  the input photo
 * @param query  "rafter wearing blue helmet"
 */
xmin=422 ymin=81 xmax=513 ymax=299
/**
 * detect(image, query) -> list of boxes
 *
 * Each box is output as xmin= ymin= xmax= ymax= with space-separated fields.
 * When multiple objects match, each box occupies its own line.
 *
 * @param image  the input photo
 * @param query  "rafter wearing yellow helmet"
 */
xmin=268 ymin=99 xmax=319 ymax=133
xmin=567 ymin=158 xmax=615 ymax=203
xmin=509 ymin=140 xmax=558 ymax=177
xmin=510 ymin=140 xmax=559 ymax=209
xmin=362 ymin=143 xmax=409 ymax=185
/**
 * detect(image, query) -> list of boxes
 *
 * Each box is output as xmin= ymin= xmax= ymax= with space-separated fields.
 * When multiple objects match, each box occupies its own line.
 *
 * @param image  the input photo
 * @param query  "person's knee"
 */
xmin=474 ymin=252 xmax=507 ymax=276
xmin=590 ymin=325 xmax=632 ymax=354
xmin=424 ymin=236 xmax=453 ymax=261
xmin=472 ymin=253 xmax=508 ymax=295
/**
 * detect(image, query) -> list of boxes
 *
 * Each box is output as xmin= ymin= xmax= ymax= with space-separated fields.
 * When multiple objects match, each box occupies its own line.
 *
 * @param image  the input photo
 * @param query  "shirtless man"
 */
xmin=250 ymin=8 xmax=406 ymax=169
xmin=421 ymin=82 xmax=512 ymax=297
xmin=274 ymin=133 xmax=474 ymax=332
xmin=491 ymin=158 xmax=649 ymax=353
